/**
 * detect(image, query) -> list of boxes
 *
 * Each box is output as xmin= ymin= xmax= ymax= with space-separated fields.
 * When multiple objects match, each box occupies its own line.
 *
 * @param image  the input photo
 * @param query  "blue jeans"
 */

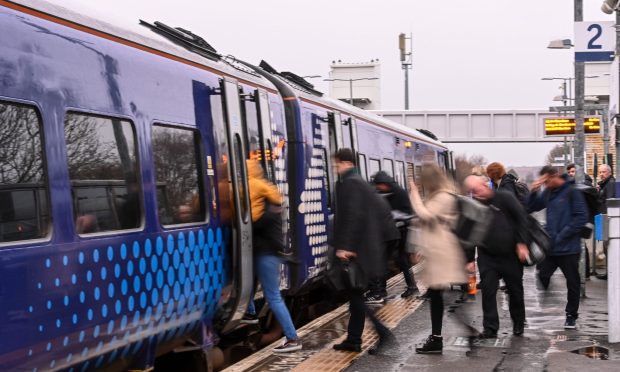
xmin=247 ymin=255 xmax=298 ymax=340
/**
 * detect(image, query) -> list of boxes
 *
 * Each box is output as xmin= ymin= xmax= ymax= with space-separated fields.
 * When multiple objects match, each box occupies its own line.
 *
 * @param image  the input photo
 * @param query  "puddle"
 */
xmin=571 ymin=346 xmax=609 ymax=360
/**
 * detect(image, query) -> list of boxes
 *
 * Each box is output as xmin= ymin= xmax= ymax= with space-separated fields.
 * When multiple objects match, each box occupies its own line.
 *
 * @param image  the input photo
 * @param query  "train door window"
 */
xmin=152 ymin=124 xmax=207 ymax=226
xmin=395 ymin=161 xmax=406 ymax=188
xmin=321 ymin=148 xmax=332 ymax=208
xmin=368 ymin=158 xmax=381 ymax=180
xmin=383 ymin=159 xmax=394 ymax=178
xmin=64 ymin=113 xmax=141 ymax=234
xmin=341 ymin=117 xmax=352 ymax=149
xmin=357 ymin=153 xmax=368 ymax=181
xmin=0 ymin=102 xmax=51 ymax=243
xmin=233 ymin=134 xmax=249 ymax=222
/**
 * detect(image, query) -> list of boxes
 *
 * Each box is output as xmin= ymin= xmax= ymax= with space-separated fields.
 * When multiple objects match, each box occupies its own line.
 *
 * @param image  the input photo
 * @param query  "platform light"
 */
xmin=404 ymin=141 xmax=412 ymax=148
xmin=398 ymin=33 xmax=406 ymax=62
xmin=602 ymin=0 xmax=620 ymax=14
xmin=547 ymin=39 xmax=573 ymax=49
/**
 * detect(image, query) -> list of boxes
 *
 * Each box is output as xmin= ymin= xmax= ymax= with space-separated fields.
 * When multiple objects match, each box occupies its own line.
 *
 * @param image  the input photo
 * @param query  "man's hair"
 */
xmin=600 ymin=164 xmax=612 ymax=173
xmin=539 ymin=165 xmax=560 ymax=177
xmin=486 ymin=162 xmax=506 ymax=180
xmin=335 ymin=148 xmax=356 ymax=165
xmin=566 ymin=163 xmax=576 ymax=171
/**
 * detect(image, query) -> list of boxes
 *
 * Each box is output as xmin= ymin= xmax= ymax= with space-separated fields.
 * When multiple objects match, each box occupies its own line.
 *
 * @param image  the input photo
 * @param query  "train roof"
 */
xmin=3 ymin=0 xmax=277 ymax=90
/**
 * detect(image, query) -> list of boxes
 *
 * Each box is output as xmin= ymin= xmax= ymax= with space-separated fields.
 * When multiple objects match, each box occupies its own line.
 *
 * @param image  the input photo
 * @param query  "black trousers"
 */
xmin=368 ymin=229 xmax=415 ymax=296
xmin=345 ymin=289 xmax=390 ymax=344
xmin=427 ymin=288 xmax=444 ymax=335
xmin=538 ymin=253 xmax=581 ymax=318
xmin=478 ymin=252 xmax=526 ymax=333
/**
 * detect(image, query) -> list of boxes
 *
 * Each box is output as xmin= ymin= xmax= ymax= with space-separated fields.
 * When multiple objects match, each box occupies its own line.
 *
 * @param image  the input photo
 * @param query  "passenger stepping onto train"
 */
xmin=243 ymin=159 xmax=302 ymax=353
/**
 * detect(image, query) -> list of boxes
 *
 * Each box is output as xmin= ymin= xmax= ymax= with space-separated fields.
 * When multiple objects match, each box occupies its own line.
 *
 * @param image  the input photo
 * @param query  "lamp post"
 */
xmin=324 ymin=77 xmax=379 ymax=107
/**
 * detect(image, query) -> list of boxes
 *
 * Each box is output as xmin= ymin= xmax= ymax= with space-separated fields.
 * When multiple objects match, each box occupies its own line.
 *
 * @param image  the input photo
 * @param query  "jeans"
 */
xmin=345 ymin=289 xmax=390 ymax=344
xmin=478 ymin=252 xmax=526 ymax=332
xmin=247 ymin=255 xmax=298 ymax=340
xmin=538 ymin=253 xmax=581 ymax=318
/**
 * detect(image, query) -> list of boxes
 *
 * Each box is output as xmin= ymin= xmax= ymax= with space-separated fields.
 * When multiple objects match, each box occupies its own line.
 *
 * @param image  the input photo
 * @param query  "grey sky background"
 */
xmin=46 ymin=0 xmax=615 ymax=166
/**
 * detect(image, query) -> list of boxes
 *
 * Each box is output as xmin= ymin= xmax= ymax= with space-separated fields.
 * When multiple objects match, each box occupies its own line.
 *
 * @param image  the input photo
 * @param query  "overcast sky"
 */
xmin=44 ymin=0 xmax=615 ymax=166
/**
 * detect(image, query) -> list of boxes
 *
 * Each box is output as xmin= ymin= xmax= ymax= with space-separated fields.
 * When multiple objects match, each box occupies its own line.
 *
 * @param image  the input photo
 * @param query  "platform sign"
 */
xmin=575 ymin=21 xmax=615 ymax=62
xmin=543 ymin=116 xmax=601 ymax=136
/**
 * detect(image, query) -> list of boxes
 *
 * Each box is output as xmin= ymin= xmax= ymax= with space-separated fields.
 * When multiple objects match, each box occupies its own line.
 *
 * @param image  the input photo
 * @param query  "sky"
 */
xmin=43 ymin=0 xmax=615 ymax=166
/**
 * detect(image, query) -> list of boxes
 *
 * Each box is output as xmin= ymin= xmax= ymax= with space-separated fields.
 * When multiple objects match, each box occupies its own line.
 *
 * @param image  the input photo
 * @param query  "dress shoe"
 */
xmin=513 ymin=323 xmax=524 ymax=336
xmin=333 ymin=341 xmax=361 ymax=352
xmin=478 ymin=329 xmax=498 ymax=339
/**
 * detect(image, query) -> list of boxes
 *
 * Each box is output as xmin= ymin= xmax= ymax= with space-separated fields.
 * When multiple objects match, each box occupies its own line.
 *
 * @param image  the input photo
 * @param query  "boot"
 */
xmin=415 ymin=335 xmax=443 ymax=354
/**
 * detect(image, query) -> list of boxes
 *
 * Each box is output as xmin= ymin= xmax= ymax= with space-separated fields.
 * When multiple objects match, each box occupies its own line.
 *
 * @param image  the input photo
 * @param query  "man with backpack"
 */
xmin=463 ymin=175 xmax=530 ymax=338
xmin=596 ymin=164 xmax=617 ymax=280
xmin=486 ymin=162 xmax=529 ymax=205
xmin=527 ymin=166 xmax=588 ymax=329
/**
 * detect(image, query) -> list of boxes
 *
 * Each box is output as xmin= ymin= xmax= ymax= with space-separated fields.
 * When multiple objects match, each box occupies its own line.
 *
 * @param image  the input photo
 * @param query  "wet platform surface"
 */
xmin=225 ymin=264 xmax=620 ymax=372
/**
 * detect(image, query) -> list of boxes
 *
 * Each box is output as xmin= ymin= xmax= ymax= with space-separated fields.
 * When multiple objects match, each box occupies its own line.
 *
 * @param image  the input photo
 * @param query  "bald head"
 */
xmin=464 ymin=175 xmax=493 ymax=201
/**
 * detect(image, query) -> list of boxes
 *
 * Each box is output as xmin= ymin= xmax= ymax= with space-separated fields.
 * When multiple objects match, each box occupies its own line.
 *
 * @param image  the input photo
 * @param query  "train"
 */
xmin=0 ymin=0 xmax=453 ymax=370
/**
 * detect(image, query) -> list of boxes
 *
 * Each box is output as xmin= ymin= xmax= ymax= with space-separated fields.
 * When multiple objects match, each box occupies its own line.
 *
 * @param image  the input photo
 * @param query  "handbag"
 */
xmin=340 ymin=259 xmax=367 ymax=291
xmin=525 ymin=215 xmax=550 ymax=266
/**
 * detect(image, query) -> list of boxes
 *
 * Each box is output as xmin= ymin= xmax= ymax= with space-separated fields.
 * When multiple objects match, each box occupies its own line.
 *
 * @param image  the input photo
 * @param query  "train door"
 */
xmin=325 ymin=112 xmax=343 ymax=208
xmin=220 ymin=78 xmax=253 ymax=332
xmin=255 ymin=89 xmax=276 ymax=181
xmin=341 ymin=116 xmax=359 ymax=154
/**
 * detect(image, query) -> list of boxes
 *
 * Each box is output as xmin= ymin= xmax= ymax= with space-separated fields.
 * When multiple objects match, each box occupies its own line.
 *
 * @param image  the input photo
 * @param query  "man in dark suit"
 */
xmin=331 ymin=148 xmax=393 ymax=355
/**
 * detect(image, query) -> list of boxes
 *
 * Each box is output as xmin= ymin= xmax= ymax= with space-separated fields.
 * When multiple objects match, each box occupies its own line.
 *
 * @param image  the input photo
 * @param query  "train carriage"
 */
xmin=0 ymin=1 xmax=452 ymax=370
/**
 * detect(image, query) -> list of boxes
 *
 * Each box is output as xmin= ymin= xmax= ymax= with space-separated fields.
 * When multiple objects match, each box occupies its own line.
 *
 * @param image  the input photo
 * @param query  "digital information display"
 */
xmin=543 ymin=116 xmax=601 ymax=136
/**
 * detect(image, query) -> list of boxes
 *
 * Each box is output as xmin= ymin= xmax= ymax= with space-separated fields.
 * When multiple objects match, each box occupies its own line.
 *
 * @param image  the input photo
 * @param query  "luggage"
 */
xmin=453 ymin=195 xmax=493 ymax=249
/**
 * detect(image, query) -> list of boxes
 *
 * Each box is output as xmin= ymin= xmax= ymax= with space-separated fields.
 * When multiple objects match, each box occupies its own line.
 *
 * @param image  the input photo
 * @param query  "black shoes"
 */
xmin=401 ymin=287 xmax=417 ymax=298
xmin=240 ymin=312 xmax=259 ymax=325
xmin=415 ymin=335 xmax=443 ymax=354
xmin=564 ymin=316 xmax=577 ymax=329
xmin=364 ymin=294 xmax=386 ymax=305
xmin=478 ymin=329 xmax=498 ymax=339
xmin=513 ymin=323 xmax=525 ymax=336
xmin=596 ymin=274 xmax=608 ymax=280
xmin=333 ymin=341 xmax=362 ymax=352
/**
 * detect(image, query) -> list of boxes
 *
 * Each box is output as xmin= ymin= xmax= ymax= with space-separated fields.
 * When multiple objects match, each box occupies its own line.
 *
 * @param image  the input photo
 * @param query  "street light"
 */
xmin=324 ymin=77 xmax=379 ymax=106
xmin=602 ymin=0 xmax=620 ymax=14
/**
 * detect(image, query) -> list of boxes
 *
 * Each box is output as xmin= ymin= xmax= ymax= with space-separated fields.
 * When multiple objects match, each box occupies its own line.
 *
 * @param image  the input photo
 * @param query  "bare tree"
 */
xmin=545 ymin=144 xmax=570 ymax=166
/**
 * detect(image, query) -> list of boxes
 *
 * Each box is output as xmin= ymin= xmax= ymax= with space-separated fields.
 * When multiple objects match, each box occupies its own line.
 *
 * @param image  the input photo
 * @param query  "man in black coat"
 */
xmin=366 ymin=171 xmax=417 ymax=302
xmin=596 ymin=164 xmax=617 ymax=280
xmin=331 ymin=149 xmax=393 ymax=354
xmin=464 ymin=175 xmax=530 ymax=338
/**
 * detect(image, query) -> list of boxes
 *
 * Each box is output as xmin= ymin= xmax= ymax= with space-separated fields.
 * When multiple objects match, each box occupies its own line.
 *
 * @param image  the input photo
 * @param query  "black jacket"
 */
xmin=493 ymin=174 xmax=517 ymax=196
xmin=373 ymin=171 xmax=414 ymax=215
xmin=479 ymin=190 xmax=529 ymax=257
xmin=598 ymin=176 xmax=617 ymax=214
xmin=333 ymin=168 xmax=388 ymax=281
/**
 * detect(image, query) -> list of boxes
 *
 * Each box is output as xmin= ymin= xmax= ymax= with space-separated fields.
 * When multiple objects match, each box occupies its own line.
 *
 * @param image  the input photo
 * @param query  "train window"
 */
xmin=233 ymin=134 xmax=249 ymax=222
xmin=368 ymin=159 xmax=381 ymax=181
xmin=0 ymin=102 xmax=51 ymax=243
xmin=153 ymin=125 xmax=207 ymax=226
xmin=321 ymin=148 xmax=332 ymax=208
xmin=357 ymin=153 xmax=368 ymax=181
xmin=65 ymin=113 xmax=141 ymax=234
xmin=395 ymin=161 xmax=406 ymax=188
xmin=383 ymin=159 xmax=394 ymax=178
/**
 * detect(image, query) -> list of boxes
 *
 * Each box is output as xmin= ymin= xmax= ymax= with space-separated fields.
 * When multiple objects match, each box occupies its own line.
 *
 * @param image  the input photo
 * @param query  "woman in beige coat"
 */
xmin=409 ymin=164 xmax=467 ymax=355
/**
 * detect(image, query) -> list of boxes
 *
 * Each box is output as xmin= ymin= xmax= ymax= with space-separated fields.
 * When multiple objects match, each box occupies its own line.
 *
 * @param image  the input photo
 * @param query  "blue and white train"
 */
xmin=0 ymin=0 xmax=453 ymax=370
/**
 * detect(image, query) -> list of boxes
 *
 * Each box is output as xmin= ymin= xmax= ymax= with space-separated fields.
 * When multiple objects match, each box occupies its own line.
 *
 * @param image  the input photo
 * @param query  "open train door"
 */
xmin=220 ymin=78 xmax=254 ymax=333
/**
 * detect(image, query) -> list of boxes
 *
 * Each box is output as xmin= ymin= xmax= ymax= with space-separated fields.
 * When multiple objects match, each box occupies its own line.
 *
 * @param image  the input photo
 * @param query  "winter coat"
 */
xmin=410 ymin=189 xmax=467 ymax=289
xmin=373 ymin=171 xmax=414 ymax=215
xmin=247 ymin=159 xmax=282 ymax=222
xmin=493 ymin=174 xmax=517 ymax=196
xmin=527 ymin=176 xmax=588 ymax=256
xmin=479 ymin=190 xmax=528 ymax=258
xmin=333 ymin=168 xmax=387 ymax=282
xmin=598 ymin=176 xmax=617 ymax=214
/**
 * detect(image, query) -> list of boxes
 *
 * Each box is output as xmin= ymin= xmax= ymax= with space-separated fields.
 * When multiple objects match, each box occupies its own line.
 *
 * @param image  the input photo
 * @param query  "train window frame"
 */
xmin=0 ymin=100 xmax=53 ymax=245
xmin=383 ymin=158 xmax=394 ymax=178
xmin=152 ymin=123 xmax=209 ymax=229
xmin=357 ymin=153 xmax=368 ymax=181
xmin=395 ymin=160 xmax=406 ymax=189
xmin=368 ymin=158 xmax=381 ymax=181
xmin=63 ymin=111 xmax=145 ymax=237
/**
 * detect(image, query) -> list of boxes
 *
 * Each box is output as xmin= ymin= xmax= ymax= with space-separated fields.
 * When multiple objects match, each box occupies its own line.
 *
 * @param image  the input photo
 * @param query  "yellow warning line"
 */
xmin=223 ymin=264 xmax=426 ymax=372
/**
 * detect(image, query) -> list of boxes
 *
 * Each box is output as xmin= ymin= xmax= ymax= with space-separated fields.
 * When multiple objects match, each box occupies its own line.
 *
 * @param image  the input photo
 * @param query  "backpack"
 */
xmin=453 ymin=195 xmax=493 ymax=249
xmin=569 ymin=184 xmax=600 ymax=239
xmin=506 ymin=174 xmax=529 ymax=205
xmin=525 ymin=215 xmax=550 ymax=266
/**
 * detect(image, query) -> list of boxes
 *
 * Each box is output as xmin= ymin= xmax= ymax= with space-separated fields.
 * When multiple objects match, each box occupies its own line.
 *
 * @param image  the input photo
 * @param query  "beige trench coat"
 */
xmin=411 ymin=189 xmax=467 ymax=289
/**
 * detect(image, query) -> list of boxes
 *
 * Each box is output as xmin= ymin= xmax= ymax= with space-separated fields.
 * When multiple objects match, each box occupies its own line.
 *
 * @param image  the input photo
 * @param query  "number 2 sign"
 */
xmin=574 ymin=21 xmax=615 ymax=62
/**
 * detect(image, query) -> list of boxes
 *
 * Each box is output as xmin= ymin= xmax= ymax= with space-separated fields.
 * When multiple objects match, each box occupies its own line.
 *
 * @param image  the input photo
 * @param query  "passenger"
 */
xmin=331 ymin=149 xmax=394 ymax=355
xmin=566 ymin=163 xmax=593 ymax=186
xmin=486 ymin=162 xmax=528 ymax=205
xmin=595 ymin=163 xmax=616 ymax=280
xmin=409 ymin=164 xmax=467 ymax=355
xmin=75 ymin=214 xmax=98 ymax=234
xmin=463 ymin=175 xmax=530 ymax=339
xmin=243 ymin=159 xmax=301 ymax=353
xmin=527 ymin=166 xmax=588 ymax=329
xmin=365 ymin=171 xmax=417 ymax=304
